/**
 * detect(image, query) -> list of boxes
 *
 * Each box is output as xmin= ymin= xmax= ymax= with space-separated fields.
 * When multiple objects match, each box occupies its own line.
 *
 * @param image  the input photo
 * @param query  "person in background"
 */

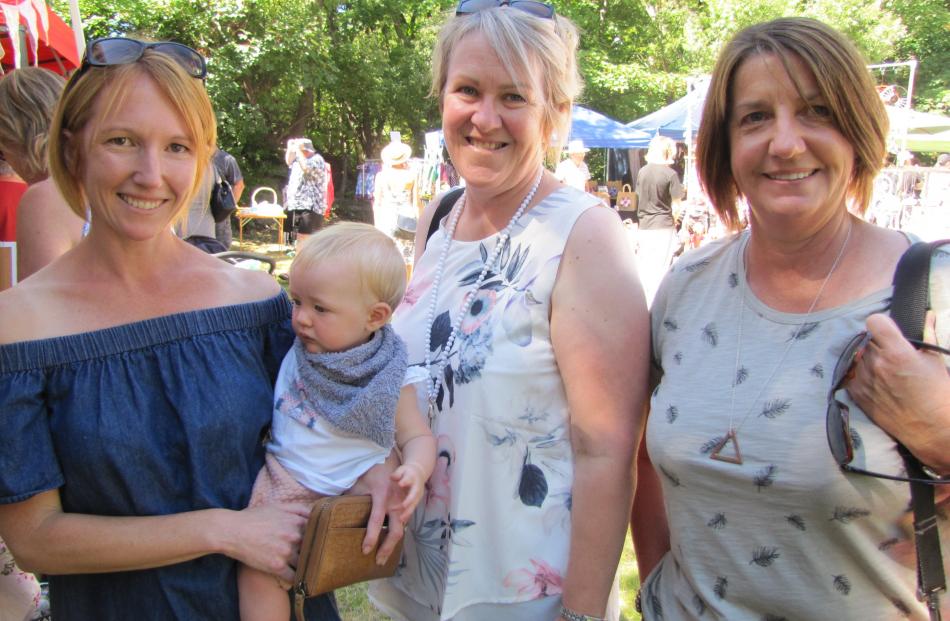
xmin=554 ymin=139 xmax=592 ymax=192
xmin=0 ymin=38 xmax=402 ymax=620
xmin=284 ymin=137 xmax=327 ymax=248
xmin=0 ymin=159 xmax=24 ymax=293
xmin=177 ymin=161 xmax=216 ymax=244
xmin=214 ymin=147 xmax=245 ymax=249
xmin=0 ymin=534 xmax=43 ymax=621
xmin=0 ymin=159 xmax=24 ymax=243
xmin=632 ymin=17 xmax=949 ymax=620
xmin=373 ymin=137 xmax=419 ymax=264
xmin=0 ymin=67 xmax=85 ymax=281
xmin=896 ymin=150 xmax=922 ymax=200
xmin=370 ymin=4 xmax=649 ymax=621
xmin=238 ymin=222 xmax=435 ymax=621
xmin=926 ymin=152 xmax=950 ymax=209
xmin=635 ymin=134 xmax=684 ymax=306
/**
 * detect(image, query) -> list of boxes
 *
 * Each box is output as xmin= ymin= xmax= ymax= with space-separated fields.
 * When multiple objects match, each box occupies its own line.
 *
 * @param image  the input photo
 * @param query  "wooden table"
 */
xmin=236 ymin=209 xmax=287 ymax=248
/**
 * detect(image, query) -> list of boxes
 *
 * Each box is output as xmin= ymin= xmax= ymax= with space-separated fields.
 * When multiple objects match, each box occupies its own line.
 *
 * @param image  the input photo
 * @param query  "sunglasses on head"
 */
xmin=78 ymin=37 xmax=207 ymax=80
xmin=456 ymin=0 xmax=555 ymax=18
xmin=826 ymin=331 xmax=950 ymax=485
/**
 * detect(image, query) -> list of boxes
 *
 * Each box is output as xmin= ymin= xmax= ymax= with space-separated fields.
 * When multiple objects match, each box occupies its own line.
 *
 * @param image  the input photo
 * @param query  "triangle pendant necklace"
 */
xmin=710 ymin=429 xmax=743 ymax=464
xmin=713 ymin=223 xmax=852 ymax=467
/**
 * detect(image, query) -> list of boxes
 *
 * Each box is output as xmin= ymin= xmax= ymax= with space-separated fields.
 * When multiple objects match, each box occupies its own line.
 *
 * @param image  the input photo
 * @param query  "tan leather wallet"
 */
xmin=292 ymin=495 xmax=403 ymax=621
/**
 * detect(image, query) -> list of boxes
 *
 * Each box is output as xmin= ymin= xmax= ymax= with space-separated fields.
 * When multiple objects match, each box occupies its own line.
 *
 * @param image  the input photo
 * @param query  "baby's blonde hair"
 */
xmin=293 ymin=222 xmax=407 ymax=311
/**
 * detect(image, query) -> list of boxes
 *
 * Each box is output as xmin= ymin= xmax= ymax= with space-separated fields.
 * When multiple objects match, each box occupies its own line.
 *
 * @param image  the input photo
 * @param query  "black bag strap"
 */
xmin=889 ymin=239 xmax=948 ymax=621
xmin=425 ymin=187 xmax=464 ymax=248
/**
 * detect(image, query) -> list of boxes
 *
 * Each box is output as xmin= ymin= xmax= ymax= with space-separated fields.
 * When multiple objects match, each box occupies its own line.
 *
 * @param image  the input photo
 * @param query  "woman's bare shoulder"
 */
xmin=0 ymin=278 xmax=59 ymax=345
xmin=857 ymin=222 xmax=914 ymax=269
xmin=204 ymin=258 xmax=283 ymax=306
xmin=17 ymin=179 xmax=85 ymax=247
xmin=20 ymin=179 xmax=79 ymax=216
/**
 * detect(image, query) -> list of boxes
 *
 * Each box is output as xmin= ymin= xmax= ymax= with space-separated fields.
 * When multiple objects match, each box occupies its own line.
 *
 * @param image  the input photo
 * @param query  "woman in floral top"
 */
xmin=369 ymin=3 xmax=650 ymax=621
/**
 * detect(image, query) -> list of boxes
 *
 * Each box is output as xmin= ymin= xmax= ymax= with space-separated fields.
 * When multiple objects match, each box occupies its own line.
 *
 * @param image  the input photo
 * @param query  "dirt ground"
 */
xmin=228 ymin=198 xmax=373 ymax=275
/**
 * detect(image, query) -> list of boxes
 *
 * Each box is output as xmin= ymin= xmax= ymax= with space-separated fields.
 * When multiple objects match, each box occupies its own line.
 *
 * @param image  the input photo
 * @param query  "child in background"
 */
xmin=238 ymin=222 xmax=435 ymax=621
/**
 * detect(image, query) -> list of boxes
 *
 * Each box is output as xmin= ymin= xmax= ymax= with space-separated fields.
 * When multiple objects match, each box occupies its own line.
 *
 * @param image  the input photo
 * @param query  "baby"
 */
xmin=238 ymin=222 xmax=435 ymax=621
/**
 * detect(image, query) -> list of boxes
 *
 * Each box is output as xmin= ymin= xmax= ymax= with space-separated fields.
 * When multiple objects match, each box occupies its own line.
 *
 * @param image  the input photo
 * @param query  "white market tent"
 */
xmin=626 ymin=84 xmax=950 ymax=153
xmin=886 ymin=106 xmax=950 ymax=153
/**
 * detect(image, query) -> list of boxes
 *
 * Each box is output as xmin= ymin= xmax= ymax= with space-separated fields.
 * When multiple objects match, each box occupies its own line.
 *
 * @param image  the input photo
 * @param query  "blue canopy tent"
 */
xmin=626 ymin=81 xmax=709 ymax=142
xmin=566 ymin=106 xmax=651 ymax=184
xmin=569 ymin=105 xmax=652 ymax=148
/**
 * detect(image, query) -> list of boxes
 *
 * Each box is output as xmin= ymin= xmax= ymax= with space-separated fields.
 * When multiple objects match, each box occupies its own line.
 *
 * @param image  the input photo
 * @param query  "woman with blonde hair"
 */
xmin=635 ymin=134 xmax=684 ymax=305
xmin=370 ymin=2 xmax=650 ymax=620
xmin=632 ymin=17 xmax=949 ymax=620
xmin=0 ymin=67 xmax=85 ymax=280
xmin=0 ymin=39 xmax=399 ymax=620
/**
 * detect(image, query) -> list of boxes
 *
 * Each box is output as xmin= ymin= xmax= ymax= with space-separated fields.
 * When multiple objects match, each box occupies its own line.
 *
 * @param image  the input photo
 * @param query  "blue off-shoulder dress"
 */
xmin=0 ymin=293 xmax=339 ymax=620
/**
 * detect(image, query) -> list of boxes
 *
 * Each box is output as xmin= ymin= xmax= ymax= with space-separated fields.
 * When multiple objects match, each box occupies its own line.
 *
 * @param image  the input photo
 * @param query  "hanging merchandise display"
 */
xmin=419 ymin=130 xmax=444 ymax=201
xmin=355 ymin=160 xmax=382 ymax=201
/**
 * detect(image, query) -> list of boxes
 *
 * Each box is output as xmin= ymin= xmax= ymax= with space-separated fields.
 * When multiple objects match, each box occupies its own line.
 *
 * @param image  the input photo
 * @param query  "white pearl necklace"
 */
xmin=423 ymin=170 xmax=544 ymax=415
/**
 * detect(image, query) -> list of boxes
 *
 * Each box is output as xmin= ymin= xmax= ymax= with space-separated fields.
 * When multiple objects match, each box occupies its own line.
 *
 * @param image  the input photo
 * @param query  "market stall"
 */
xmin=0 ymin=0 xmax=80 ymax=74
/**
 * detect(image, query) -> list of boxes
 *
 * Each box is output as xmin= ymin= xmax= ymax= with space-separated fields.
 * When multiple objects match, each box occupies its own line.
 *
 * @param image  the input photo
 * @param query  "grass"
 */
xmin=331 ymin=530 xmax=640 ymax=621
xmin=234 ymin=203 xmax=642 ymax=621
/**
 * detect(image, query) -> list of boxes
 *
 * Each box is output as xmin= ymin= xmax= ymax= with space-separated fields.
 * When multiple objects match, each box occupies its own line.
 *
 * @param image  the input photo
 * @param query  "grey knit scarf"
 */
xmin=290 ymin=324 xmax=407 ymax=448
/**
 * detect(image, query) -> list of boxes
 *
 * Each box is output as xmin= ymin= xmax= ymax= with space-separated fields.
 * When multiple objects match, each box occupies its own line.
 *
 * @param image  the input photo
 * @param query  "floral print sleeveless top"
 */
xmin=387 ymin=186 xmax=598 ymax=618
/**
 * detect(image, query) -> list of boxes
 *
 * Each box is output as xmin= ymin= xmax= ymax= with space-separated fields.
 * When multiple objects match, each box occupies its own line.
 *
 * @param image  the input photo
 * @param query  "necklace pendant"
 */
xmin=710 ymin=429 xmax=743 ymax=465
xmin=426 ymin=400 xmax=437 ymax=427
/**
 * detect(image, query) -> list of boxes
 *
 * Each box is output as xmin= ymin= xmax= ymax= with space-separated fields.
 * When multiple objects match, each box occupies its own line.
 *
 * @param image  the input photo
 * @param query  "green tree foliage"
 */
xmin=557 ymin=0 xmax=919 ymax=125
xmin=51 ymin=0 xmax=947 ymax=192
xmin=882 ymin=0 xmax=950 ymax=111
xmin=58 ymin=0 xmax=452 ymax=191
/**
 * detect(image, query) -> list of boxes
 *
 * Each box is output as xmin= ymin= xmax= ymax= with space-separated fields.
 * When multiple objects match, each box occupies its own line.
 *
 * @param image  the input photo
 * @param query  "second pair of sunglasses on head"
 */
xmin=456 ymin=0 xmax=554 ymax=18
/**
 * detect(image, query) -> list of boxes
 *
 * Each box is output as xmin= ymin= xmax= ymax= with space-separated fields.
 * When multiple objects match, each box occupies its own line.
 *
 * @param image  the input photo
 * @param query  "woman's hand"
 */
xmin=221 ymin=502 xmax=311 ymax=584
xmin=0 ymin=489 xmax=310 ymax=577
xmin=848 ymin=312 xmax=950 ymax=473
xmin=348 ymin=452 xmax=407 ymax=565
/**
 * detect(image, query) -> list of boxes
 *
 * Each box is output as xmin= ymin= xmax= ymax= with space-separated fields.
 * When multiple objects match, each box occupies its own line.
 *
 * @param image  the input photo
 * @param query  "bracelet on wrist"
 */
xmin=559 ymin=604 xmax=606 ymax=621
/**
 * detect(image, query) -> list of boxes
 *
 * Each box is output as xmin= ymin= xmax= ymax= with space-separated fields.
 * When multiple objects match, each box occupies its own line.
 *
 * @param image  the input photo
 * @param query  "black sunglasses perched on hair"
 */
xmin=826 ymin=331 xmax=950 ymax=484
xmin=79 ymin=37 xmax=207 ymax=80
xmin=456 ymin=0 xmax=555 ymax=18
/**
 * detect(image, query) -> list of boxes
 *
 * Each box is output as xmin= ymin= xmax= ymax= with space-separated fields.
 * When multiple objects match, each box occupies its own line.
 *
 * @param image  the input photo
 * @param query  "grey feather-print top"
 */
xmin=642 ymin=230 xmax=949 ymax=621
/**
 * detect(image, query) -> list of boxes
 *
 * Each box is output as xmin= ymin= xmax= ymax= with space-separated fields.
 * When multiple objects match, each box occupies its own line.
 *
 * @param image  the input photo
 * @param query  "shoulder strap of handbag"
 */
xmin=889 ymin=239 xmax=948 ymax=621
xmin=424 ymin=187 xmax=464 ymax=249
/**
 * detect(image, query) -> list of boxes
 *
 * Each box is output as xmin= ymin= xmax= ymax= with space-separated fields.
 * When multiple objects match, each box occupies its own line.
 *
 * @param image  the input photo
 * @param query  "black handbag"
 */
xmin=210 ymin=165 xmax=237 ymax=223
xmin=889 ymin=240 xmax=949 ymax=621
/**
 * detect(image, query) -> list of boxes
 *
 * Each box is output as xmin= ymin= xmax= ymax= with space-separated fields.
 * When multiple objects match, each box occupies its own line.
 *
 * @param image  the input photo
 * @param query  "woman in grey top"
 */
xmin=632 ymin=17 xmax=949 ymax=621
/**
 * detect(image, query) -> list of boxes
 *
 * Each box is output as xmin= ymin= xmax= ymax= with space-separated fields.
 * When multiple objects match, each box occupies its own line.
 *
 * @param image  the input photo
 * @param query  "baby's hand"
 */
xmin=390 ymin=462 xmax=428 ymax=524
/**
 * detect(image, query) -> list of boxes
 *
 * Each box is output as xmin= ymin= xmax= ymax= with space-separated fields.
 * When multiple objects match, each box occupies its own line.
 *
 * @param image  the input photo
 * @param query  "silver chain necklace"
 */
xmin=422 ymin=170 xmax=544 ymax=422
xmin=711 ymin=219 xmax=854 ymax=465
